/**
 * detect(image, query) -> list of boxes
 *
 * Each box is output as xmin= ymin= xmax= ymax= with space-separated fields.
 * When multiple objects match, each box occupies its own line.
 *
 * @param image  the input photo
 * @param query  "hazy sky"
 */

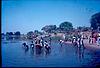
xmin=2 ymin=0 xmax=100 ymax=34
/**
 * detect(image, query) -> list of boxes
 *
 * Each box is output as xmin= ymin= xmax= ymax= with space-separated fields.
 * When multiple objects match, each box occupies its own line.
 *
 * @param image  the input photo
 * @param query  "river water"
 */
xmin=2 ymin=40 xmax=100 ymax=67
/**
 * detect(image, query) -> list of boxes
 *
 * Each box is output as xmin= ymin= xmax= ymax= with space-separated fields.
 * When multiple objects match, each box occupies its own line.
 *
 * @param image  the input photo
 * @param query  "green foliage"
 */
xmin=59 ymin=21 xmax=73 ymax=31
xmin=27 ymin=31 xmax=33 ymax=39
xmin=6 ymin=32 xmax=14 ymax=40
xmin=14 ymin=31 xmax=20 ymax=36
xmin=77 ymin=26 xmax=91 ymax=32
xmin=14 ymin=31 xmax=21 ymax=39
xmin=90 ymin=12 xmax=100 ymax=30
xmin=34 ymin=30 xmax=42 ymax=35
xmin=41 ymin=25 xmax=57 ymax=33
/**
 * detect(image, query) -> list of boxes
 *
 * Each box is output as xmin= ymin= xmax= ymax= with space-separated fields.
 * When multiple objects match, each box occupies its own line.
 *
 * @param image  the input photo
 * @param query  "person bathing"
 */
xmin=59 ymin=39 xmax=64 ymax=46
xmin=22 ymin=42 xmax=29 ymax=49
xmin=35 ymin=38 xmax=42 ymax=49
xmin=30 ymin=41 xmax=34 ymax=49
xmin=44 ymin=41 xmax=51 ymax=51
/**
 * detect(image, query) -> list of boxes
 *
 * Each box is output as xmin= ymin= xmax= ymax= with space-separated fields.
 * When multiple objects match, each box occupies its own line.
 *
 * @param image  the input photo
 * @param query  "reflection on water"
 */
xmin=2 ymin=40 xmax=20 ymax=44
xmin=2 ymin=40 xmax=100 ymax=67
xmin=30 ymin=47 xmax=34 ymax=55
xmin=29 ymin=45 xmax=51 ymax=58
xmin=76 ymin=46 xmax=84 ymax=62
xmin=45 ymin=49 xmax=51 ymax=55
xmin=23 ymin=47 xmax=29 ymax=54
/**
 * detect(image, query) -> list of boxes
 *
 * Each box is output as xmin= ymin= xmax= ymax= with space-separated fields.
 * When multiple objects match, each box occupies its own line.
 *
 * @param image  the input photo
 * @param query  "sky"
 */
xmin=2 ymin=0 xmax=100 ymax=34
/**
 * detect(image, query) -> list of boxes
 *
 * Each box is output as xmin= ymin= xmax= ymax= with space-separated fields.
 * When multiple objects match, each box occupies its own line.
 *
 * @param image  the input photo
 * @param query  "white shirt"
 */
xmin=44 ymin=42 xmax=50 ymax=47
xmin=73 ymin=39 xmax=76 ymax=42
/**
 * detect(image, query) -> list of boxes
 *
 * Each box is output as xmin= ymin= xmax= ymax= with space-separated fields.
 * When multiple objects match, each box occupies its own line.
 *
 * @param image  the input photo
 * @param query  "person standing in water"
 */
xmin=89 ymin=36 xmax=91 ymax=44
xmin=59 ymin=39 xmax=64 ymax=47
xmin=97 ymin=34 xmax=100 ymax=46
xmin=35 ymin=37 xmax=43 ymax=54
xmin=30 ymin=41 xmax=34 ymax=49
xmin=72 ymin=36 xmax=77 ymax=46
xmin=22 ymin=42 xmax=29 ymax=49
xmin=44 ymin=41 xmax=51 ymax=50
xmin=40 ymin=37 xmax=44 ymax=47
xmin=49 ymin=37 xmax=52 ymax=45
xmin=72 ymin=35 xmax=76 ymax=43
xmin=77 ymin=37 xmax=81 ymax=48
xmin=80 ymin=35 xmax=85 ymax=49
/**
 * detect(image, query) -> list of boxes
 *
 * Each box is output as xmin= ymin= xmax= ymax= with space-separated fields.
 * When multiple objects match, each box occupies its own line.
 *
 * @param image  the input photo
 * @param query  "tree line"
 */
xmin=1 ymin=12 xmax=100 ymax=40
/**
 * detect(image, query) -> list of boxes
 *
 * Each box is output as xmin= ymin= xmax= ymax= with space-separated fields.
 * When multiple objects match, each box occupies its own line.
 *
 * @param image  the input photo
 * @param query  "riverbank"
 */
xmin=84 ymin=39 xmax=100 ymax=52
xmin=63 ymin=39 xmax=100 ymax=52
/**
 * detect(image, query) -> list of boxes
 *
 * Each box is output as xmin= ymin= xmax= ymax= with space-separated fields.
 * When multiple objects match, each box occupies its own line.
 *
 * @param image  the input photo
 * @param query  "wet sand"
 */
xmin=63 ymin=39 xmax=100 ymax=52
xmin=83 ymin=39 xmax=100 ymax=52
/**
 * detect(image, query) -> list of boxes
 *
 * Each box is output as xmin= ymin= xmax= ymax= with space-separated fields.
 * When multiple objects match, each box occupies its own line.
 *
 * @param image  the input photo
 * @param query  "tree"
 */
xmin=34 ymin=30 xmax=42 ymax=35
xmin=14 ymin=31 xmax=20 ymax=35
xmin=9 ymin=32 xmax=13 ymax=35
xmin=77 ymin=26 xmax=91 ymax=32
xmin=59 ymin=21 xmax=73 ymax=32
xmin=82 ymin=26 xmax=91 ymax=31
xmin=34 ymin=30 xmax=39 ymax=34
xmin=77 ymin=26 xmax=83 ymax=32
xmin=27 ymin=31 xmax=33 ymax=39
xmin=14 ymin=31 xmax=21 ymax=39
xmin=41 ymin=25 xmax=57 ymax=33
xmin=6 ymin=32 xmax=13 ymax=40
xmin=90 ymin=12 xmax=100 ymax=30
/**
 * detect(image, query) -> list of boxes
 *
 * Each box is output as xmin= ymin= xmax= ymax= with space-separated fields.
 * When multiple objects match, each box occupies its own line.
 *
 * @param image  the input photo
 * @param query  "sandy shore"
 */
xmin=63 ymin=39 xmax=100 ymax=52
xmin=83 ymin=39 xmax=100 ymax=52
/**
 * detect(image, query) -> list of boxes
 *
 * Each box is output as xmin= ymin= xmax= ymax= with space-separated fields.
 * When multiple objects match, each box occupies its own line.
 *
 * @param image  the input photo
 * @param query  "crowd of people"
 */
xmin=89 ymin=33 xmax=100 ymax=46
xmin=59 ymin=32 xmax=100 ymax=49
xmin=72 ymin=35 xmax=85 ymax=49
xmin=59 ymin=34 xmax=85 ymax=49
xmin=22 ymin=32 xmax=100 ymax=55
xmin=22 ymin=36 xmax=51 ymax=54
